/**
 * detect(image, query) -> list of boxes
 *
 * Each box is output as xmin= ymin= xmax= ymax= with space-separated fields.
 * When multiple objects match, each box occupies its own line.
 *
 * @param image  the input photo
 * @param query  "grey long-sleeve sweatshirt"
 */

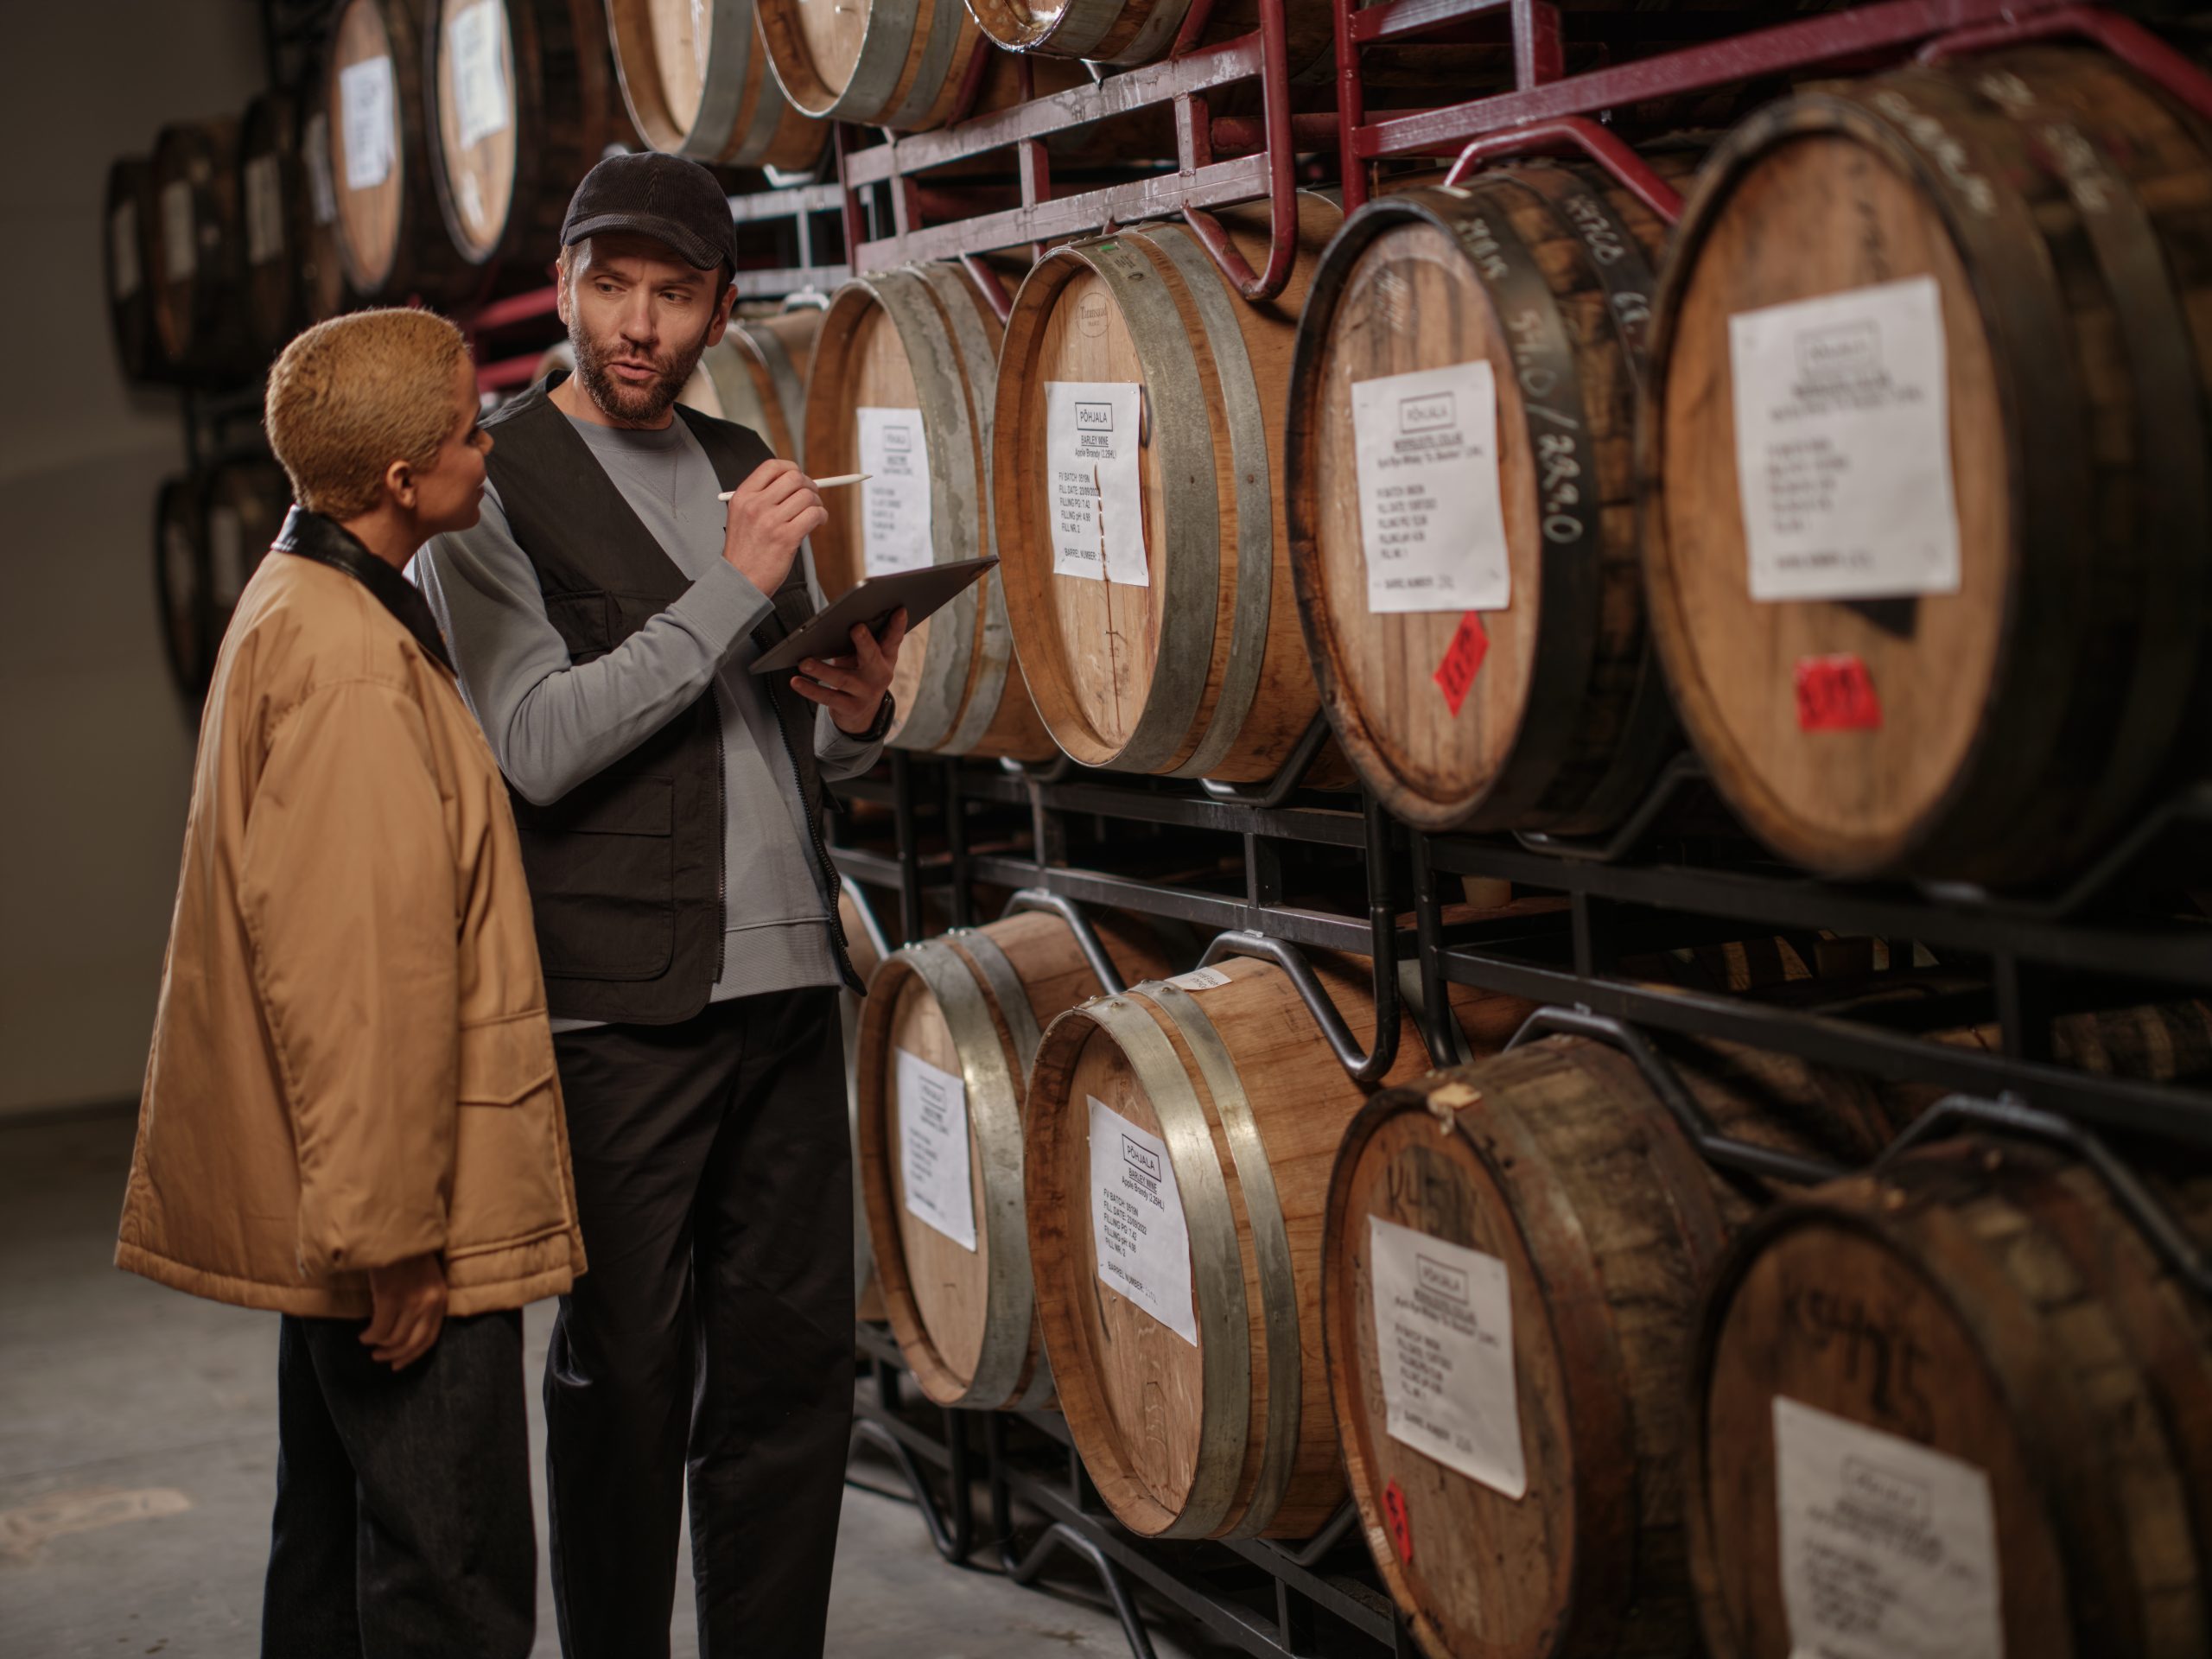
xmin=411 ymin=411 xmax=880 ymax=1028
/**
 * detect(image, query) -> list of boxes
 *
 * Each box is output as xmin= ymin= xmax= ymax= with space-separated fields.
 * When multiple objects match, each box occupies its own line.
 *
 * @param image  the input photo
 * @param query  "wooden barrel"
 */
xmin=995 ymin=196 xmax=1345 ymax=783
xmin=238 ymin=92 xmax=308 ymax=359
xmin=688 ymin=310 xmax=822 ymax=463
xmin=607 ymin=0 xmax=828 ymax=168
xmin=962 ymin=0 xmax=1331 ymax=69
xmin=293 ymin=69 xmax=353 ymax=325
xmin=1288 ymin=165 xmax=1680 ymax=834
xmin=324 ymin=0 xmax=475 ymax=304
xmin=202 ymin=459 xmax=294 ymax=642
xmin=1643 ymin=49 xmax=2212 ymax=886
xmin=149 ymin=118 xmax=251 ymax=378
xmin=1323 ymin=1035 xmax=1907 ymax=1659
xmin=1025 ymin=952 xmax=1533 ymax=1539
xmin=755 ymin=0 xmax=983 ymax=131
xmin=155 ymin=476 xmax=213 ymax=705
xmin=105 ymin=157 xmax=162 ymax=383
xmin=858 ymin=908 xmax=1174 ymax=1407
xmin=805 ymin=264 xmax=1053 ymax=760
xmin=1689 ymin=1136 xmax=2212 ymax=1659
xmin=426 ymin=0 xmax=622 ymax=286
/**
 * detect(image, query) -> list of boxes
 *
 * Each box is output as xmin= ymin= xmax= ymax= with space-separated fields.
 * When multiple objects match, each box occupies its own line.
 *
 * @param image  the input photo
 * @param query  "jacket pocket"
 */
xmin=447 ymin=1014 xmax=572 ymax=1261
xmin=511 ymin=774 xmax=677 ymax=981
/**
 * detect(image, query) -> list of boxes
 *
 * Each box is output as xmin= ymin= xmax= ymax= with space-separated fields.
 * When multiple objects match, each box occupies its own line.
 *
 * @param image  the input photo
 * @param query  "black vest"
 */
xmin=482 ymin=375 xmax=857 ymax=1022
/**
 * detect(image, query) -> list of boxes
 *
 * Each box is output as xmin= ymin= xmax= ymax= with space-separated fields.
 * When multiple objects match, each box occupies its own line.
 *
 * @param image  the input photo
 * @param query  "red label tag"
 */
xmin=1382 ymin=1478 xmax=1414 ymax=1563
xmin=1433 ymin=613 xmax=1490 ymax=717
xmin=1795 ymin=654 xmax=1883 ymax=732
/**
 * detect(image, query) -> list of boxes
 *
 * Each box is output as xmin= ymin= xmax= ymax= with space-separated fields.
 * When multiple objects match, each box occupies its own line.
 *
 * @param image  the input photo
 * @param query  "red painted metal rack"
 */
xmin=831 ymin=6 xmax=2212 ymax=1658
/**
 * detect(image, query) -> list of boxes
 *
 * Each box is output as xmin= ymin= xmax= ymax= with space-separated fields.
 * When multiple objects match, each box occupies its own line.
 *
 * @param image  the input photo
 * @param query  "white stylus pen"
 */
xmin=717 ymin=473 xmax=869 ymax=501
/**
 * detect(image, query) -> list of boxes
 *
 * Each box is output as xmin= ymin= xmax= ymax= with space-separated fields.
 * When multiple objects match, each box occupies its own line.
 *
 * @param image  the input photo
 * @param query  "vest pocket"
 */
xmin=512 ymin=774 xmax=677 ymax=981
xmin=448 ymin=1014 xmax=570 ymax=1261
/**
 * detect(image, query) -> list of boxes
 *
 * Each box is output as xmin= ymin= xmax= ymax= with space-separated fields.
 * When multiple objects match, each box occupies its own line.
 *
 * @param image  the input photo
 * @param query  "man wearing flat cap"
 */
xmin=415 ymin=153 xmax=906 ymax=1659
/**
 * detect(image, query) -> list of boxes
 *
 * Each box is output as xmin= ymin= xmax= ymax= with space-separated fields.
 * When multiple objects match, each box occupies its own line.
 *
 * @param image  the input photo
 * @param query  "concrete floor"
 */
xmin=0 ymin=1109 xmax=1211 ymax=1658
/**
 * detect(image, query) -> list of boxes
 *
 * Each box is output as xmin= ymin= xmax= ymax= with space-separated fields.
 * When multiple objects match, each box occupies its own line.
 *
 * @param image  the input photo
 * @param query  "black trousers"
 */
xmin=262 ymin=1309 xmax=534 ymax=1659
xmin=546 ymin=986 xmax=855 ymax=1659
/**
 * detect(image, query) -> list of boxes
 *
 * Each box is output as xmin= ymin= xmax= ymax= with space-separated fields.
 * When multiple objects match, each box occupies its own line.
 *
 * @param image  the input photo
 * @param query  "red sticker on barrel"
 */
xmin=1383 ymin=1478 xmax=1414 ymax=1563
xmin=1795 ymin=654 xmax=1882 ymax=732
xmin=1433 ymin=613 xmax=1489 ymax=716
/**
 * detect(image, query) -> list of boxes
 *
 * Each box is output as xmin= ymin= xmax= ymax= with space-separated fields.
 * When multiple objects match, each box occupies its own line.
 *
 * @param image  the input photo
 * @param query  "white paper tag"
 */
xmin=1368 ymin=1215 xmax=1526 ymax=1497
xmin=160 ymin=180 xmax=196 ymax=283
xmin=1729 ymin=276 xmax=1961 ymax=602
xmin=1046 ymin=381 xmax=1148 ymax=587
xmin=244 ymin=152 xmax=285 ymax=265
xmin=1088 ymin=1095 xmax=1196 ymax=1345
xmin=1350 ymin=360 xmax=1512 ymax=614
xmin=303 ymin=113 xmax=339 ymax=226
xmin=1774 ymin=1396 xmax=2002 ymax=1659
xmin=448 ymin=1 xmax=512 ymax=150
xmin=110 ymin=204 xmax=140 ymax=300
xmin=340 ymin=55 xmax=397 ymax=192
xmin=896 ymin=1047 xmax=976 ymax=1252
xmin=1164 ymin=967 xmax=1230 ymax=993
xmin=855 ymin=407 xmax=932 ymax=578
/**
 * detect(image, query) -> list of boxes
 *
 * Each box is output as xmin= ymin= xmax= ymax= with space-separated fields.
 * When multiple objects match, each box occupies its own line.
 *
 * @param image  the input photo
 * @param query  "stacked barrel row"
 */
xmin=791 ymin=44 xmax=2212 ymax=894
xmin=843 ymin=891 xmax=2212 ymax=1658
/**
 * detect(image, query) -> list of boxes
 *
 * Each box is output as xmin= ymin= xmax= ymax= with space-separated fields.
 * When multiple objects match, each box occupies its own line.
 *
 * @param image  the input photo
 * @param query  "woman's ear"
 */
xmin=384 ymin=456 xmax=417 ymax=513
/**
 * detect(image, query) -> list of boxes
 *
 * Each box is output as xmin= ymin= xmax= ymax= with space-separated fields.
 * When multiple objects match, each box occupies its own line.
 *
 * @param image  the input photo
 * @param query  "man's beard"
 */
xmin=571 ymin=315 xmax=713 ymax=423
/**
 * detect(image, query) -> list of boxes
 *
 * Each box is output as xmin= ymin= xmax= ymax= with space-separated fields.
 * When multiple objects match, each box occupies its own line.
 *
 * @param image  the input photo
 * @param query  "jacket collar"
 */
xmin=273 ymin=505 xmax=454 ymax=673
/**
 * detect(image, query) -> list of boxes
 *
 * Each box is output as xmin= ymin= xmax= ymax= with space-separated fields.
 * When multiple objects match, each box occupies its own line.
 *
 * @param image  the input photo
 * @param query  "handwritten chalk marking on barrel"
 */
xmin=718 ymin=473 xmax=869 ymax=501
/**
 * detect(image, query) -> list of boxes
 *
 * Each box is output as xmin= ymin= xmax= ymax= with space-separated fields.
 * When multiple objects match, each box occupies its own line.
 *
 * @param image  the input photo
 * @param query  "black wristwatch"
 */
xmin=855 ymin=691 xmax=896 ymax=743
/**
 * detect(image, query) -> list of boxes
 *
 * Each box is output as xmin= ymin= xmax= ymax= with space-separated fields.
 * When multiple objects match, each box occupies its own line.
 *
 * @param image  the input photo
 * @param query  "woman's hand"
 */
xmin=792 ymin=608 xmax=908 ymax=735
xmin=362 ymin=1251 xmax=448 ymax=1370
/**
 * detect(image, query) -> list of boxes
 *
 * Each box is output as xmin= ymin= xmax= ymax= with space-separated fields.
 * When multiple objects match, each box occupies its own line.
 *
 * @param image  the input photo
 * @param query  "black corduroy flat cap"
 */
xmin=559 ymin=151 xmax=739 ymax=277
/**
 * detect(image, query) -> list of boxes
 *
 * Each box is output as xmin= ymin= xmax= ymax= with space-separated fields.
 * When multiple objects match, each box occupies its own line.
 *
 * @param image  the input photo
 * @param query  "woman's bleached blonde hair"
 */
xmin=264 ymin=308 xmax=471 ymax=519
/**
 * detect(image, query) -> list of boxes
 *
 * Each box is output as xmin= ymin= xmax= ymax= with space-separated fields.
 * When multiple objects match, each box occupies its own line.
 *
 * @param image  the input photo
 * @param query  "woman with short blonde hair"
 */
xmin=118 ymin=308 xmax=585 ymax=1659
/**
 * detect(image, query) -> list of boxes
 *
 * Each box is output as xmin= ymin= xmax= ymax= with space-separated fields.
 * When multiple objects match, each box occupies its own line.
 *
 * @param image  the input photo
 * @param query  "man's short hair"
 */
xmin=264 ymin=308 xmax=470 ymax=520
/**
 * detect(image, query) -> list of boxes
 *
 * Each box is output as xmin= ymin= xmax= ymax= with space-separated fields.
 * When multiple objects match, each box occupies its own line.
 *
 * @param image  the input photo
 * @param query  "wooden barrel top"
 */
xmin=327 ymin=0 xmax=407 ymax=294
xmin=429 ymin=0 xmax=520 ymax=264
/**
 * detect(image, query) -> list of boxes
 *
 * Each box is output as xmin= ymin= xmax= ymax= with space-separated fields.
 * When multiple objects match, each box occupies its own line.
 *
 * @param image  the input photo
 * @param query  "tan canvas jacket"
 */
xmin=117 ymin=510 xmax=586 ymax=1319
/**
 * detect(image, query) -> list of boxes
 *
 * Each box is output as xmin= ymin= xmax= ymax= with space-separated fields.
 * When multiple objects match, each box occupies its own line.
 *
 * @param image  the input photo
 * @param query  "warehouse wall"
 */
xmin=0 ymin=7 xmax=269 ymax=1116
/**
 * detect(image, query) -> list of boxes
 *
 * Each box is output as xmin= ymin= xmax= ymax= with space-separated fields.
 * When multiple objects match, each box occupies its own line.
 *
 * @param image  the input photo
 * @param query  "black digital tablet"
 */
xmin=752 ymin=556 xmax=1000 ymax=676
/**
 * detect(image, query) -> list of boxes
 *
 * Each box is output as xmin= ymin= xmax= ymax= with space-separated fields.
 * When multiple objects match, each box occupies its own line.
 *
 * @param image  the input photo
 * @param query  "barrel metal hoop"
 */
xmin=951 ymin=927 xmax=1044 ymax=1079
xmin=1149 ymin=223 xmax=1274 ymax=784
xmin=893 ymin=937 xmax=1036 ymax=1407
xmin=1141 ymin=981 xmax=1300 ymax=1541
xmin=1079 ymin=994 xmax=1254 ymax=1539
xmin=914 ymin=260 xmax=1020 ymax=755
xmin=1081 ymin=235 xmax=1219 ymax=774
xmin=1039 ymin=0 xmax=1128 ymax=62
xmin=743 ymin=322 xmax=810 ymax=466
xmin=1509 ymin=163 xmax=1662 ymax=378
xmin=1440 ymin=182 xmax=1600 ymax=827
xmin=880 ymin=0 xmax=966 ymax=129
xmin=817 ymin=0 xmax=921 ymax=122
xmin=686 ymin=0 xmax=757 ymax=161
xmin=868 ymin=267 xmax=983 ymax=750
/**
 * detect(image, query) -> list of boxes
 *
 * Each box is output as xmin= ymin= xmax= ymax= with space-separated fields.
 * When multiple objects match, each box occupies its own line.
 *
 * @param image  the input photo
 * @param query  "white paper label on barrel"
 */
xmin=896 ymin=1047 xmax=976 ymax=1252
xmin=855 ymin=407 xmax=932 ymax=578
xmin=160 ymin=180 xmax=196 ymax=283
xmin=1164 ymin=967 xmax=1231 ymax=993
xmin=1087 ymin=1095 xmax=1196 ymax=1345
xmin=110 ymin=205 xmax=141 ymax=300
xmin=244 ymin=153 xmax=286 ymax=265
xmin=448 ymin=1 xmax=512 ymax=150
xmin=304 ymin=114 xmax=339 ymax=226
xmin=340 ymin=56 xmax=398 ymax=192
xmin=1773 ymin=1396 xmax=2002 ymax=1659
xmin=1045 ymin=381 xmax=1147 ymax=587
xmin=1729 ymin=276 xmax=1961 ymax=603
xmin=1367 ymin=1215 xmax=1526 ymax=1498
xmin=1350 ymin=359 xmax=1512 ymax=615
